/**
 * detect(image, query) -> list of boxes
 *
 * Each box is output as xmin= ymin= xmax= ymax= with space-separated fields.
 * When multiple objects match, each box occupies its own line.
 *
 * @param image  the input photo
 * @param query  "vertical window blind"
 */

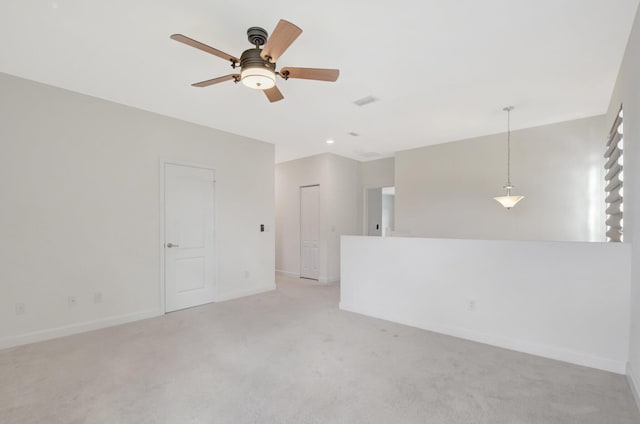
xmin=605 ymin=106 xmax=624 ymax=242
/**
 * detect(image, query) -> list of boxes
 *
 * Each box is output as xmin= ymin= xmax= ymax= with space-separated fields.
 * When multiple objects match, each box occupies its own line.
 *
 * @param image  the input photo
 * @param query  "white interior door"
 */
xmin=300 ymin=185 xmax=320 ymax=280
xmin=164 ymin=163 xmax=215 ymax=312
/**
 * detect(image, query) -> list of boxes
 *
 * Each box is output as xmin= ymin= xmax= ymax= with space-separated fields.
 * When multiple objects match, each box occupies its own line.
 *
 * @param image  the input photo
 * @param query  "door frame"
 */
xmin=159 ymin=158 xmax=218 ymax=314
xmin=299 ymin=184 xmax=320 ymax=280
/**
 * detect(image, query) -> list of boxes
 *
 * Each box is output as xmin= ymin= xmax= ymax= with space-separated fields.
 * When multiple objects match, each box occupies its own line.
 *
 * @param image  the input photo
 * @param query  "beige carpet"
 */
xmin=1 ymin=275 xmax=639 ymax=423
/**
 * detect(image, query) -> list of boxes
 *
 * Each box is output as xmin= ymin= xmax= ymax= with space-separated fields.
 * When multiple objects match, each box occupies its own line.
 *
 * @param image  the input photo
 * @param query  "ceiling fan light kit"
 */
xmin=239 ymin=49 xmax=276 ymax=90
xmin=171 ymin=19 xmax=339 ymax=102
xmin=240 ymin=67 xmax=275 ymax=89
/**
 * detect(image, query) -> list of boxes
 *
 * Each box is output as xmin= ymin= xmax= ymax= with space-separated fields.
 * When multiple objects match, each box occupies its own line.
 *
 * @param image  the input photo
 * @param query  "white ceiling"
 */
xmin=1 ymin=1 xmax=638 ymax=163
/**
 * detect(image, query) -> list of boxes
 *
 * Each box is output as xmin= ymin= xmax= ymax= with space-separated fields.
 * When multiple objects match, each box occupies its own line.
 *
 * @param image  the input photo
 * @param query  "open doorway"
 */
xmin=366 ymin=186 xmax=395 ymax=236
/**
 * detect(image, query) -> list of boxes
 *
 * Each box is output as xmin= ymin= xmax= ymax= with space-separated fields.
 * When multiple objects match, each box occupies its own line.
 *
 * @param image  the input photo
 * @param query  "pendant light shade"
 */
xmin=494 ymin=188 xmax=524 ymax=209
xmin=494 ymin=196 xmax=524 ymax=209
xmin=494 ymin=106 xmax=524 ymax=209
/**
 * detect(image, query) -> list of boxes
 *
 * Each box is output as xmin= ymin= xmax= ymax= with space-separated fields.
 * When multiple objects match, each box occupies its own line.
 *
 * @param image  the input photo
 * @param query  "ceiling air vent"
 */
xmin=353 ymin=96 xmax=378 ymax=106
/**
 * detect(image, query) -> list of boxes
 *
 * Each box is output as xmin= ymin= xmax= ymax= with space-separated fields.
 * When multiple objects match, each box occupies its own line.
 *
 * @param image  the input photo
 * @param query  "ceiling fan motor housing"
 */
xmin=240 ymin=48 xmax=275 ymax=71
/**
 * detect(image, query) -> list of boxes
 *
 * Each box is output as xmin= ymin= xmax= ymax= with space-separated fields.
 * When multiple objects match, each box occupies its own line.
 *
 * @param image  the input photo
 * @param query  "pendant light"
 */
xmin=494 ymin=106 xmax=524 ymax=209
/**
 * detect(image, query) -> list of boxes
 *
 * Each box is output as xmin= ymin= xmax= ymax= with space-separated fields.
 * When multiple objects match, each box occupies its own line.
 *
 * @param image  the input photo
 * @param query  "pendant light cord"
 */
xmin=507 ymin=107 xmax=511 ymax=187
xmin=503 ymin=106 xmax=514 ymax=189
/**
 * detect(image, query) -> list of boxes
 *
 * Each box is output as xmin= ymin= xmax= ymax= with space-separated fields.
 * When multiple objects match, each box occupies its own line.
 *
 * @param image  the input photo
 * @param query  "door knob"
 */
xmin=166 ymin=243 xmax=180 ymax=248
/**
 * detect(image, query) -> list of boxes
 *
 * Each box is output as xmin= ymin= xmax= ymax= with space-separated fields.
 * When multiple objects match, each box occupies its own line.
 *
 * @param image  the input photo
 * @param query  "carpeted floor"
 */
xmin=1 ymin=275 xmax=639 ymax=423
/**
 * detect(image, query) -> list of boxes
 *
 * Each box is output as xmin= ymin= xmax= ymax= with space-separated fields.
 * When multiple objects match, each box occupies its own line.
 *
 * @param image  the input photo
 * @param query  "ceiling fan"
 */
xmin=170 ymin=19 xmax=340 ymax=103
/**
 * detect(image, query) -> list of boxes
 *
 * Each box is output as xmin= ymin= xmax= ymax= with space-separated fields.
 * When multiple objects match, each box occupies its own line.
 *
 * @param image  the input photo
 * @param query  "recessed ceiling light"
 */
xmin=326 ymin=139 xmax=335 ymax=144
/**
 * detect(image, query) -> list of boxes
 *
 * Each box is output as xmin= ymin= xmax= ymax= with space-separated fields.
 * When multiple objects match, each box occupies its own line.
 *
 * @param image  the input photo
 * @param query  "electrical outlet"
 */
xmin=468 ymin=300 xmax=476 ymax=312
xmin=15 ymin=303 xmax=26 ymax=315
xmin=68 ymin=296 xmax=77 ymax=307
xmin=94 ymin=292 xmax=103 ymax=304
xmin=244 ymin=270 xmax=250 ymax=279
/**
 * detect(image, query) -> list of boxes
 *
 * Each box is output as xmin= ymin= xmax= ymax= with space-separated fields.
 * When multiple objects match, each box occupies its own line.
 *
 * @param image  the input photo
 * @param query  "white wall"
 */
xmin=341 ymin=236 xmax=630 ymax=374
xmin=362 ymin=157 xmax=395 ymax=189
xmin=275 ymin=153 xmax=361 ymax=282
xmin=395 ymin=116 xmax=606 ymax=242
xmin=325 ymin=155 xmax=363 ymax=280
xmin=0 ymin=73 xmax=275 ymax=348
xmin=607 ymin=2 xmax=640 ymax=406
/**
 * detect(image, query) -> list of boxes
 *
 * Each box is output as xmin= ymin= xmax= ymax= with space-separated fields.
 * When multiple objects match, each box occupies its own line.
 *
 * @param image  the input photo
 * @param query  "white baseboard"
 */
xmin=339 ymin=302 xmax=626 ymax=374
xmin=276 ymin=270 xmax=338 ymax=284
xmin=0 ymin=284 xmax=277 ymax=351
xmin=319 ymin=277 xmax=339 ymax=284
xmin=214 ymin=283 xmax=276 ymax=302
xmin=0 ymin=309 xmax=161 ymax=351
xmin=628 ymin=362 xmax=640 ymax=413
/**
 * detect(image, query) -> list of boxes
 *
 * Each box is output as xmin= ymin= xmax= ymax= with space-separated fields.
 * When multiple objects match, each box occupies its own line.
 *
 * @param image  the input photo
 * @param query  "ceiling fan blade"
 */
xmin=279 ymin=67 xmax=340 ymax=82
xmin=264 ymin=86 xmax=284 ymax=103
xmin=191 ymin=74 xmax=239 ymax=87
xmin=170 ymin=34 xmax=240 ymax=63
xmin=261 ymin=20 xmax=302 ymax=62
